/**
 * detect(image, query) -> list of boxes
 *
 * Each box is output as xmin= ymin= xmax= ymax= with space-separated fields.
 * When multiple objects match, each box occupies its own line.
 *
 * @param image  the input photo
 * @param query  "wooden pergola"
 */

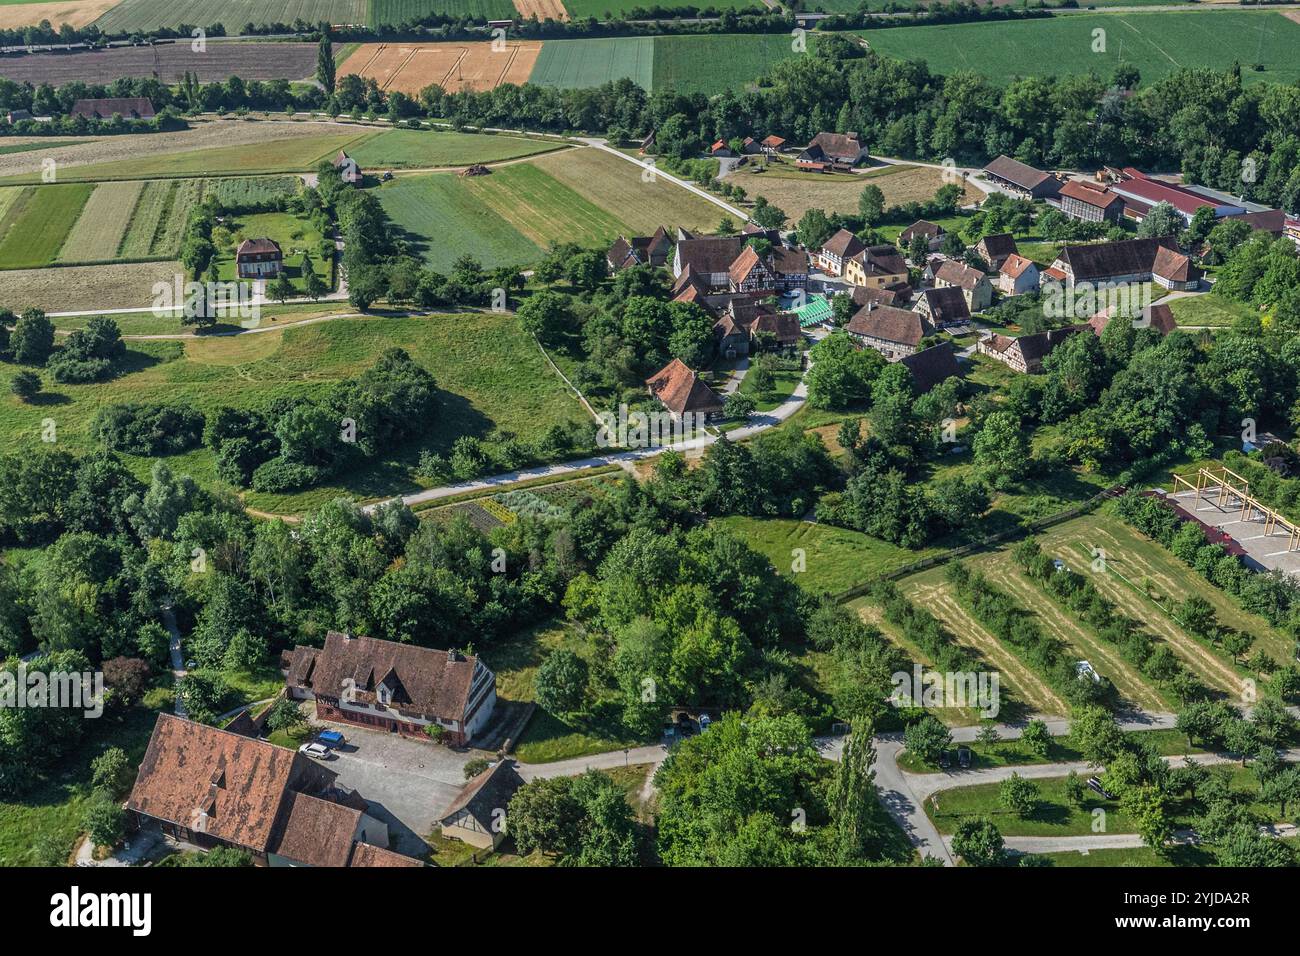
xmin=1171 ymin=466 xmax=1300 ymax=551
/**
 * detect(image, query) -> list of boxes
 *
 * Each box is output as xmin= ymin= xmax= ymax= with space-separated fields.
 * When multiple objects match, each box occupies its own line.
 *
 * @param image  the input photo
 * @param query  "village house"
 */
xmin=728 ymin=245 xmax=776 ymax=293
xmin=1089 ymin=302 xmax=1177 ymax=337
xmin=126 ymin=713 xmax=416 ymax=867
xmin=981 ymin=155 xmax=1061 ymax=200
xmin=607 ymin=226 xmax=674 ymax=272
xmin=899 ymin=219 xmax=945 ymax=253
xmin=900 ymin=340 xmax=963 ymax=393
xmin=715 ymin=298 xmax=802 ymax=357
xmin=797 ymin=131 xmax=870 ymax=169
xmin=769 ymin=246 xmax=810 ymax=291
xmin=1045 ymin=237 xmax=1201 ymax=291
xmin=282 ymin=632 xmax=498 ymax=746
xmin=673 ymin=235 xmax=747 ymax=289
xmin=850 ymin=282 xmax=913 ymax=310
xmin=710 ymin=139 xmax=733 ymax=157
xmin=646 ymin=358 xmax=726 ymax=420
xmin=846 ymin=304 xmax=934 ymax=361
xmin=997 ymin=253 xmax=1040 ymax=296
xmin=974 ymin=233 xmax=1018 ymax=271
xmin=760 ymin=134 xmax=786 ymax=155
xmin=70 ymin=96 xmax=155 ymax=120
xmin=440 ymin=760 xmax=526 ymax=850
xmin=235 ymin=238 xmax=282 ymax=279
xmin=844 ymin=244 xmax=909 ymax=289
xmin=818 ymin=228 xmax=865 ymax=276
xmin=933 ymin=259 xmax=993 ymax=311
xmin=332 ymin=149 xmax=362 ymax=186
xmin=1108 ymin=167 xmax=1244 ymax=224
xmin=1056 ymin=179 xmax=1124 ymax=223
xmin=977 ymin=325 xmax=1089 ymax=373
xmin=913 ymin=286 xmax=971 ymax=328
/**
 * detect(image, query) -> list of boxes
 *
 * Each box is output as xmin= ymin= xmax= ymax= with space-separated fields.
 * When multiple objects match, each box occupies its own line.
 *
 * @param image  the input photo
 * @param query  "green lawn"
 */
xmin=896 ymin=728 xmax=1205 ymax=774
xmin=368 ymin=0 xmax=515 ymax=26
xmin=0 ymin=183 xmax=93 ymax=268
xmin=212 ymin=209 xmax=329 ymax=294
xmin=857 ymin=11 xmax=1300 ymax=86
xmin=93 ymin=0 xmax=368 ymax=33
xmin=1035 ymin=844 xmax=1216 ymax=866
xmin=459 ymin=161 xmax=631 ymax=250
xmin=1166 ymin=292 xmax=1257 ymax=328
xmin=737 ymin=363 xmax=802 ymax=413
xmin=0 ymin=313 xmax=590 ymax=515
xmin=348 ymin=128 xmax=567 ymax=169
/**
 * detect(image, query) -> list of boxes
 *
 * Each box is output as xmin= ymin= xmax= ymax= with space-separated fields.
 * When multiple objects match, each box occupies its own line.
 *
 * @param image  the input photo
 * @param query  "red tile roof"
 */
xmin=646 ymin=358 xmax=725 ymax=416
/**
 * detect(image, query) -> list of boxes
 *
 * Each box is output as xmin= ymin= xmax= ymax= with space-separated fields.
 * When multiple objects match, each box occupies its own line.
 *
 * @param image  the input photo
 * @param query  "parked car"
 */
xmin=299 ymin=742 xmax=332 ymax=760
xmin=185 ymin=659 xmax=197 ymax=669
xmin=381 ymin=170 xmax=394 ymax=181
xmin=938 ymin=750 xmax=951 ymax=769
xmin=1087 ymin=776 xmax=1116 ymax=800
xmin=318 ymin=730 xmax=345 ymax=748
xmin=957 ymin=746 xmax=972 ymax=768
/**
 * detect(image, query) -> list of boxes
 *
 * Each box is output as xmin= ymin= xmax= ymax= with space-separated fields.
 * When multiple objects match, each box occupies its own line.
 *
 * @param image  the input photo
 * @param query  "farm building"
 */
xmin=851 ymin=282 xmax=912 ymax=309
xmin=673 ymin=236 xmax=747 ymax=289
xmin=846 ymin=304 xmax=933 ymax=361
xmin=769 ymin=246 xmax=810 ymax=291
xmin=900 ymin=341 xmax=962 ymax=393
xmin=714 ymin=299 xmax=802 ymax=357
xmin=997 ymin=254 xmax=1040 ymax=296
xmin=759 ymin=135 xmax=786 ymax=154
xmin=977 ymin=324 xmax=1089 ymax=373
xmin=1045 ymin=237 xmax=1201 ymax=291
xmin=913 ymin=286 xmax=970 ymax=328
xmin=798 ymin=131 xmax=869 ymax=168
xmin=608 ymin=226 xmax=673 ymax=271
xmin=646 ymin=358 xmax=725 ymax=420
xmin=933 ymin=259 xmax=993 ymax=311
xmin=440 ymin=760 xmax=525 ymax=851
xmin=974 ymin=233 xmax=1018 ymax=270
xmin=1056 ymin=180 xmax=1124 ymax=223
xmin=818 ymin=228 xmax=865 ymax=277
xmin=282 ymin=632 xmax=498 ymax=747
xmin=899 ymin=219 xmax=945 ymax=252
xmin=333 ymin=150 xmax=362 ymax=185
xmin=728 ymin=245 xmax=776 ymax=293
xmin=126 ymin=714 xmax=408 ymax=867
xmin=235 ymin=237 xmax=283 ymax=279
xmin=981 ymin=155 xmax=1060 ymax=199
xmin=844 ymin=244 xmax=908 ymax=290
xmin=69 ymin=96 xmax=155 ymax=120
xmin=1109 ymin=168 xmax=1242 ymax=224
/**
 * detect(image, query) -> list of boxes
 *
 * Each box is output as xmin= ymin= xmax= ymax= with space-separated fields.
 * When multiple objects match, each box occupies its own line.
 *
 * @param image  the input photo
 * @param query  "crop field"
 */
xmin=348 ymin=128 xmax=565 ymax=168
xmin=527 ymin=37 xmax=654 ymax=90
xmin=858 ymin=11 xmax=1300 ymax=85
xmin=0 ymin=41 xmax=322 ymax=86
xmin=339 ymin=41 xmax=541 ymax=94
xmin=120 ymin=179 xmax=199 ymax=258
xmin=0 ymin=182 xmax=92 ymax=269
xmin=0 ymin=0 xmax=117 ymax=29
xmin=0 ymin=259 xmax=180 ymax=312
xmin=651 ymin=33 xmax=805 ymax=94
xmin=93 ymin=0 xmax=367 ymax=33
xmin=0 ymin=130 xmax=374 ymax=183
xmin=529 ymin=147 xmax=724 ymax=234
xmin=0 ymin=140 xmax=90 ymax=156
xmin=461 ymin=162 xmax=628 ymax=249
xmin=56 ymin=180 xmax=145 ymax=263
xmin=0 ymin=315 xmax=589 ymax=513
xmin=368 ymin=0 xmax=516 ymax=25
xmin=212 ymin=174 xmax=302 ymax=208
xmin=377 ymin=172 xmax=542 ymax=272
xmin=727 ymin=161 xmax=982 ymax=222
xmin=513 ymin=0 xmax=565 ymax=20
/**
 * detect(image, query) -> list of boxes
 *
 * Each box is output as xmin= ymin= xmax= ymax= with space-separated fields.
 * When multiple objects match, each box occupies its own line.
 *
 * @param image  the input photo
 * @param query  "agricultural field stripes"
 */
xmin=339 ymin=41 xmax=541 ymax=94
xmin=0 ymin=0 xmax=117 ymax=30
xmin=562 ymin=0 xmax=761 ymax=16
xmin=0 ymin=42 xmax=322 ymax=86
xmin=857 ymin=11 xmax=1300 ymax=85
xmin=349 ymin=128 xmax=566 ymax=168
xmin=527 ymin=37 xmax=654 ymax=90
xmin=93 ymin=0 xmax=368 ymax=32
xmin=0 ymin=182 xmax=92 ymax=269
xmin=57 ymin=180 xmax=146 ymax=263
xmin=460 ymin=162 xmax=628 ymax=249
xmin=651 ymin=33 xmax=807 ymax=94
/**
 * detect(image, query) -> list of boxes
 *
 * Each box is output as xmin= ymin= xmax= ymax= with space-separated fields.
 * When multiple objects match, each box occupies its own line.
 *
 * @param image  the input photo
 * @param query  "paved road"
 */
xmin=516 ymin=743 xmax=670 ymax=783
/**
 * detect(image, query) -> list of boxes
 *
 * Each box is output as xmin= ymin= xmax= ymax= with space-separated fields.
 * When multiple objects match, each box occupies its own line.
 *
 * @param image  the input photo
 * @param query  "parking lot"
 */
xmin=309 ymin=719 xmax=477 ymax=857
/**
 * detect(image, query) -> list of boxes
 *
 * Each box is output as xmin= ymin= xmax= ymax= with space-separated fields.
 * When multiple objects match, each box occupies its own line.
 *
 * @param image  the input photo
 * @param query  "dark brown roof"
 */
xmin=851 ymin=284 xmax=912 ymax=308
xmin=983 ymin=155 xmax=1053 ymax=191
xmin=290 ymin=632 xmax=486 ymax=722
xmin=1059 ymin=179 xmax=1122 ymax=210
xmin=822 ymin=228 xmax=864 ymax=259
xmin=935 ymin=259 xmax=988 ymax=291
xmin=1057 ymin=237 xmax=1177 ymax=282
xmin=977 ymin=233 xmax=1018 ymax=260
xmin=748 ymin=311 xmax=801 ymax=345
xmin=349 ymin=842 xmax=424 ymax=867
xmin=1089 ymin=303 xmax=1177 ymax=337
xmin=901 ymin=341 xmax=962 ymax=393
xmin=900 ymin=220 xmax=944 ymax=242
xmin=70 ymin=96 xmax=154 ymax=120
xmin=236 ymin=237 xmax=281 ymax=258
xmin=847 ymin=305 xmax=932 ymax=347
xmin=1225 ymin=208 xmax=1287 ymax=236
xmin=807 ymin=131 xmax=864 ymax=163
xmin=853 ymin=244 xmax=908 ymax=277
xmin=273 ymin=791 xmax=363 ymax=867
xmin=918 ymin=286 xmax=970 ymax=324
xmin=770 ymin=246 xmax=808 ymax=276
xmin=646 ymin=358 xmax=725 ymax=415
xmin=441 ymin=760 xmax=525 ymax=831
xmin=127 ymin=714 xmax=330 ymax=853
xmin=1014 ymin=324 xmax=1090 ymax=364
xmin=676 ymin=236 xmax=745 ymax=275
xmin=607 ymin=237 xmax=636 ymax=269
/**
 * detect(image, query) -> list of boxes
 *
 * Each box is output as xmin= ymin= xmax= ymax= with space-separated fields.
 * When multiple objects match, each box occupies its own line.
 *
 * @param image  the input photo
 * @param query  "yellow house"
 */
xmin=844 ymin=244 xmax=909 ymax=289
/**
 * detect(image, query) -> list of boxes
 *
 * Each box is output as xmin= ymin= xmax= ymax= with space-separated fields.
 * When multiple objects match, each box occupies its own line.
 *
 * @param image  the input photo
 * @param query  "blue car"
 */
xmin=318 ymin=730 xmax=345 ymax=748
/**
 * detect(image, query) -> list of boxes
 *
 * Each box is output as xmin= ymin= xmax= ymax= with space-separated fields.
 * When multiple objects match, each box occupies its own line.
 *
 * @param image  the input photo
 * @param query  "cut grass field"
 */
xmin=349 ymin=128 xmax=566 ymax=168
xmin=0 ymin=130 xmax=375 ymax=184
xmin=562 ymin=0 xmax=761 ymax=17
xmin=378 ymin=172 xmax=543 ymax=272
xmin=530 ymin=147 xmax=723 ymax=235
xmin=1166 ymin=292 xmax=1257 ymax=328
xmin=857 ymin=11 xmax=1300 ymax=85
xmin=0 ymin=182 xmax=92 ymax=269
xmin=0 ymin=259 xmax=180 ymax=312
xmin=896 ymin=727 xmax=1206 ymax=774
xmin=527 ymin=36 xmax=654 ymax=90
xmin=93 ymin=0 xmax=367 ymax=32
xmin=461 ymin=161 xmax=628 ymax=249
xmin=0 ymin=139 xmax=90 ymax=156
xmin=57 ymin=180 xmax=145 ymax=263
xmin=0 ymin=0 xmax=116 ymax=29
xmin=0 ymin=314 xmax=590 ymax=513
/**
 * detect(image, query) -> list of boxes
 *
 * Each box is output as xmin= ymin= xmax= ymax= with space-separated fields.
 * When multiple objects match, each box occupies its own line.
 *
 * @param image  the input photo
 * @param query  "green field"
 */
xmin=0 ymin=183 xmax=92 ymax=269
xmin=652 ymin=33 xmax=806 ymax=94
xmin=211 ymin=209 xmax=328 ymax=293
xmin=348 ymin=128 xmax=567 ymax=169
xmin=377 ymin=172 xmax=543 ymax=272
xmin=460 ymin=161 xmax=630 ymax=249
xmin=0 ymin=131 xmax=373 ymax=184
xmin=858 ymin=12 xmax=1300 ymax=85
xmin=1167 ymin=292 xmax=1257 ymax=328
xmin=528 ymin=37 xmax=656 ymax=91
xmin=57 ymin=180 xmax=145 ymax=263
xmin=119 ymin=179 xmax=210 ymax=258
xmin=93 ymin=0 xmax=368 ymax=32
xmin=0 ymin=314 xmax=590 ymax=513
xmin=0 ymin=139 xmax=90 ymax=156
xmin=368 ymin=0 xmax=515 ymax=24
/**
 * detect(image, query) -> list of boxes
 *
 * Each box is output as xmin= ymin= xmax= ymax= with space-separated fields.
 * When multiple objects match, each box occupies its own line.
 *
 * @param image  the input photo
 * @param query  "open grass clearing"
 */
xmin=348 ymin=128 xmax=566 ymax=169
xmin=0 ymin=182 xmax=92 ymax=268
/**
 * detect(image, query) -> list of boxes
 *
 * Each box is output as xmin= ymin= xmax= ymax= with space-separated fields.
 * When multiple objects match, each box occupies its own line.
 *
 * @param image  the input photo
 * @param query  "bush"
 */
xmin=92 ymin=402 xmax=205 ymax=455
xmin=83 ymin=798 xmax=126 ymax=849
xmin=463 ymin=757 xmax=490 ymax=780
xmin=251 ymin=457 xmax=324 ymax=493
xmin=90 ymin=747 xmax=133 ymax=797
xmin=535 ymin=650 xmax=589 ymax=715
xmin=264 ymin=697 xmax=306 ymax=733
xmin=9 ymin=370 xmax=40 ymax=401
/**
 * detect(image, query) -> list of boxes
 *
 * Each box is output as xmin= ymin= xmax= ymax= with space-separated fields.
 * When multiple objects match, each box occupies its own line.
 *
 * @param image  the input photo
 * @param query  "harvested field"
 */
xmin=93 ymin=0 xmax=367 ymax=33
xmin=0 ymin=0 xmax=116 ymax=29
xmin=0 ymin=259 xmax=181 ymax=312
xmin=530 ymin=146 xmax=723 ymax=235
xmin=350 ymin=128 xmax=565 ymax=169
xmin=0 ymin=41 xmax=324 ymax=86
xmin=0 ymin=120 xmax=369 ymax=181
xmin=726 ymin=161 xmax=982 ymax=222
xmin=339 ymin=41 xmax=541 ymax=94
xmin=57 ymin=180 xmax=145 ymax=262
xmin=513 ymin=0 xmax=566 ymax=20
